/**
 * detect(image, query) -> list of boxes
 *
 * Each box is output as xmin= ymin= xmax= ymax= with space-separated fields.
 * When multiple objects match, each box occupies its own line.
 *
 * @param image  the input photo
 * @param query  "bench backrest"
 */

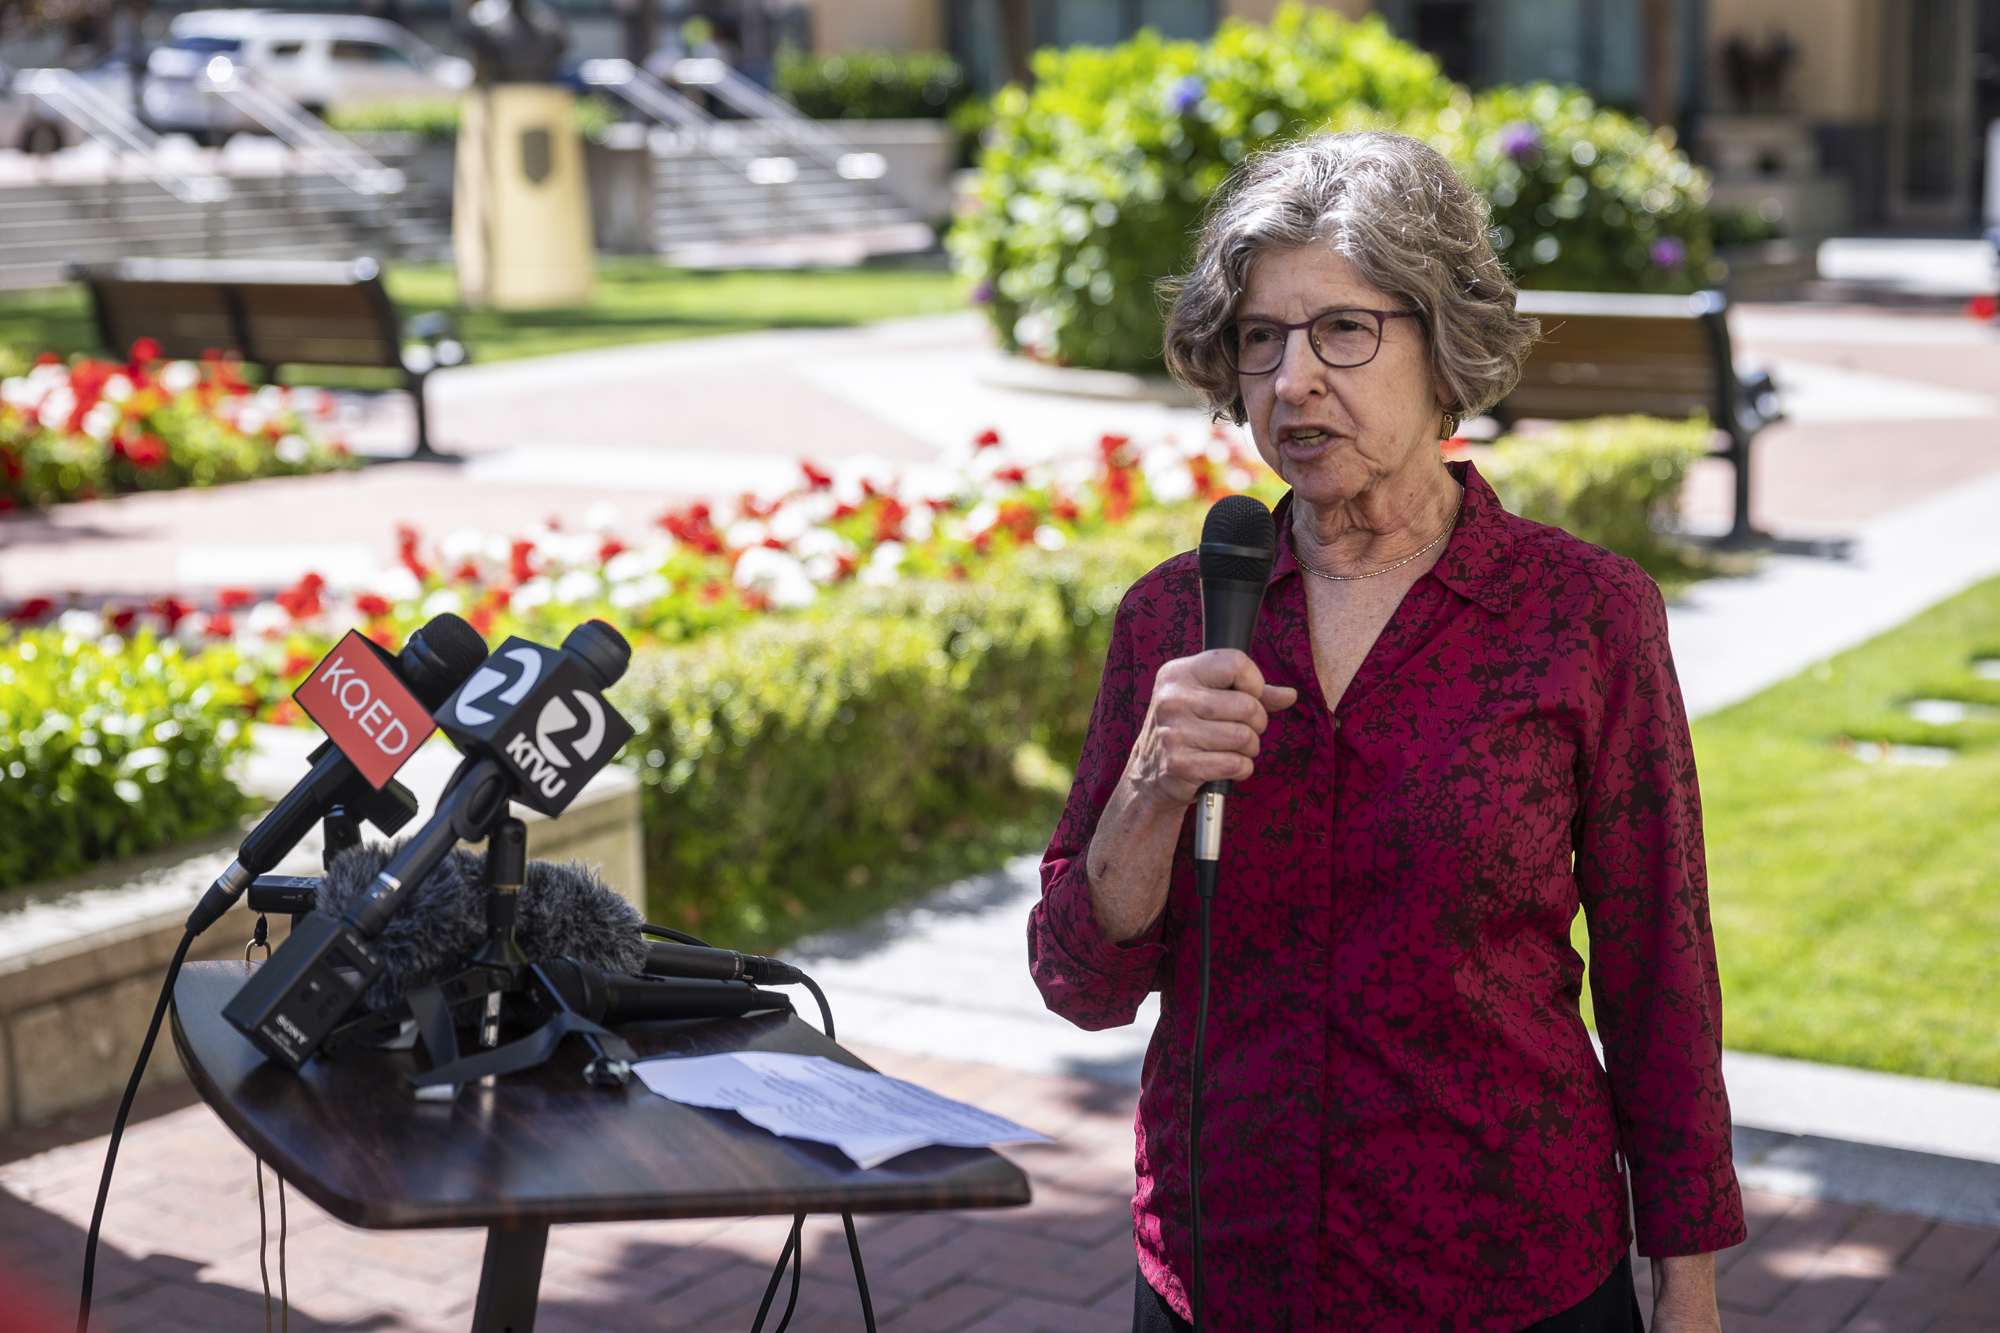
xmin=1501 ymin=289 xmax=1733 ymax=423
xmin=69 ymin=258 xmax=403 ymax=372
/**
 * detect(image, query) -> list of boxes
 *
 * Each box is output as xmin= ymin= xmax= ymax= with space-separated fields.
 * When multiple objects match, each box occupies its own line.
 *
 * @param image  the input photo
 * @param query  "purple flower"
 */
xmin=972 ymin=282 xmax=994 ymax=305
xmin=1172 ymin=76 xmax=1205 ymax=114
xmin=1649 ymin=237 xmax=1688 ymax=271
xmin=1498 ymin=121 xmax=1539 ymax=160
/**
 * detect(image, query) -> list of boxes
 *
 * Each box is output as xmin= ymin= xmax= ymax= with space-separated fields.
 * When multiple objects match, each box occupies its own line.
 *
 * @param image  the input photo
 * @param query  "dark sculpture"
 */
xmin=457 ymin=0 xmax=568 ymax=85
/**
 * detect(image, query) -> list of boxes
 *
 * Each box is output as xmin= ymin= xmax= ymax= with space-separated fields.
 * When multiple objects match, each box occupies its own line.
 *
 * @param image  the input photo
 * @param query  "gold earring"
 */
xmin=1440 ymin=409 xmax=1462 ymax=440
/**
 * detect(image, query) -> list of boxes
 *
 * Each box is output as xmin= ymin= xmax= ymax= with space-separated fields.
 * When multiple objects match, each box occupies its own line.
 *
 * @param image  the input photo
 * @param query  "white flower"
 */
xmin=236 ymin=405 xmax=269 ymax=436
xmin=246 ymin=602 xmax=289 ymax=636
xmin=733 ymin=546 xmax=816 ymax=608
xmin=584 ymin=502 xmax=620 ymax=531
xmin=81 ymin=400 xmax=119 ymax=441
xmin=255 ymin=384 xmax=286 ymax=408
xmin=1034 ymin=525 xmax=1067 ymax=551
xmin=793 ymin=527 xmax=849 ymax=559
xmin=57 ymin=608 xmax=100 ymax=635
xmin=608 ymin=573 xmax=668 ymax=608
xmin=767 ymin=503 xmax=813 ymax=542
xmin=103 ymin=374 xmax=133 ymax=403
xmin=512 ymin=577 xmax=554 ymax=610
xmin=724 ymin=519 xmax=768 ymax=550
xmin=858 ymin=541 xmax=904 ymax=587
xmin=1 ymin=377 xmax=33 ymax=409
xmin=603 ymin=549 xmax=660 ymax=582
xmin=421 ymin=588 xmax=464 ymax=616
xmin=964 ymin=500 xmax=999 ymax=535
xmin=901 ymin=506 xmax=935 ymax=542
xmin=36 ymin=385 xmax=75 ymax=430
xmin=1141 ymin=444 xmax=1195 ymax=503
xmin=275 ymin=434 xmax=310 ymax=465
xmin=442 ymin=528 xmax=490 ymax=561
xmin=160 ymin=361 xmax=200 ymax=394
xmin=370 ymin=567 xmax=422 ymax=602
xmin=554 ymin=570 xmax=601 ymax=604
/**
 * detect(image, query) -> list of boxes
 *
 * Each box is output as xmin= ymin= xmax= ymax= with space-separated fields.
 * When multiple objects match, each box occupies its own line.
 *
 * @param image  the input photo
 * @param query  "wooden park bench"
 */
xmin=67 ymin=256 xmax=461 ymax=463
xmin=1496 ymin=289 xmax=1782 ymax=544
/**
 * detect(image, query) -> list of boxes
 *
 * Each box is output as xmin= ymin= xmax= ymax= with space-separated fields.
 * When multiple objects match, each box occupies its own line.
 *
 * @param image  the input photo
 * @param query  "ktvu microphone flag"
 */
xmin=435 ymin=637 xmax=634 ymax=816
xmin=292 ymin=630 xmax=439 ymax=790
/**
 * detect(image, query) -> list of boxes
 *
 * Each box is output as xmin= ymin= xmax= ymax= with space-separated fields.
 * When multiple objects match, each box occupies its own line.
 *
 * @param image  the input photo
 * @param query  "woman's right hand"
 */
xmin=1085 ymin=650 xmax=1297 ymax=941
xmin=1123 ymin=649 xmax=1299 ymax=810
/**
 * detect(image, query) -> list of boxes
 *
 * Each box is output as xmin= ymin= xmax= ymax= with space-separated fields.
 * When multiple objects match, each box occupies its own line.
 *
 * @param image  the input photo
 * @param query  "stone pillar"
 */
xmin=454 ymin=84 xmax=595 ymax=309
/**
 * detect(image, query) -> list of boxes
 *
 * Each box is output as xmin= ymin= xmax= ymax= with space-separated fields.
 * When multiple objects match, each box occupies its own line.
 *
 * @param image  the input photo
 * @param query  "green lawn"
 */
xmin=1576 ymin=574 xmax=2000 ymax=1085
xmin=0 ymin=257 xmax=966 ymax=374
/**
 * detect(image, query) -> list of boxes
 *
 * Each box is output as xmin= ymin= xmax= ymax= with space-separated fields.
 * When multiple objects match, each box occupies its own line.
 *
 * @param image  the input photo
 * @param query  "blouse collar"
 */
xmin=1268 ymin=460 xmax=1517 ymax=616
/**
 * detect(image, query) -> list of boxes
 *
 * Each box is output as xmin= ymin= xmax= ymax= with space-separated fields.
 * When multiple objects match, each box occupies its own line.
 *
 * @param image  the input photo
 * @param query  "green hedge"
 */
xmin=777 ymin=49 xmax=971 ymax=120
xmin=0 ymin=628 xmax=254 ymax=890
xmin=323 ymin=96 xmax=616 ymax=143
xmin=615 ymin=514 xmax=1191 ymax=949
xmin=1479 ymin=414 xmax=1713 ymax=584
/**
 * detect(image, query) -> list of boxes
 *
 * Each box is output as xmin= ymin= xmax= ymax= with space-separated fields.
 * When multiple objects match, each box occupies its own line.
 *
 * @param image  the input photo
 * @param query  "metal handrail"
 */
xmin=576 ymin=58 xmax=779 ymax=180
xmin=665 ymin=57 xmax=856 ymax=173
xmin=11 ymin=67 xmax=231 ymax=203
xmin=195 ymin=58 xmax=403 ymax=197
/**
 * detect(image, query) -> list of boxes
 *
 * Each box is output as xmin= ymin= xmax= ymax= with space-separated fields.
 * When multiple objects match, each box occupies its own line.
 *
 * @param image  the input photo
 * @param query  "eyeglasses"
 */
xmin=1222 ymin=308 xmax=1419 ymax=375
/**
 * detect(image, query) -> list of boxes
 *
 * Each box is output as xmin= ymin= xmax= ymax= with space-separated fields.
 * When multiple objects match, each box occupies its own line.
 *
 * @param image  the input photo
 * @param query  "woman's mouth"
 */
xmin=1280 ymin=428 xmax=1333 ymax=455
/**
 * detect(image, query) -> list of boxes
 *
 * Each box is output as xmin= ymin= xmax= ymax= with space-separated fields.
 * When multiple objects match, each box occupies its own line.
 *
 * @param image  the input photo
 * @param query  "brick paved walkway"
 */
xmin=1 ymin=1045 xmax=1997 ymax=1332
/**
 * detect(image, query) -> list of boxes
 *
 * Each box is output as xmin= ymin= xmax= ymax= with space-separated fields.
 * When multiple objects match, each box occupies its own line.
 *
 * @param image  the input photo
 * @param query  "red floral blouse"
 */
xmin=1028 ymin=462 xmax=1743 ymax=1331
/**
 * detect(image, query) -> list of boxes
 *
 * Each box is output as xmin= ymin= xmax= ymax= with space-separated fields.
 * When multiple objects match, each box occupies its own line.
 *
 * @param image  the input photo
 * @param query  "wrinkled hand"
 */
xmin=1122 ymin=649 xmax=1298 ymax=811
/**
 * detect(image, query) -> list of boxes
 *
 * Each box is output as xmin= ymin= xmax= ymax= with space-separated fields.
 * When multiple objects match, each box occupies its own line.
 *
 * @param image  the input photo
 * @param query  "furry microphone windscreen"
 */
xmin=314 ymin=843 xmax=651 ymax=1010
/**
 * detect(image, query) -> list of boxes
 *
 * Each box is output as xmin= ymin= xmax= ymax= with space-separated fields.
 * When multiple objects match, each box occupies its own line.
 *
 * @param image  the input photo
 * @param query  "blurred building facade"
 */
xmin=1 ymin=0 xmax=1993 ymax=231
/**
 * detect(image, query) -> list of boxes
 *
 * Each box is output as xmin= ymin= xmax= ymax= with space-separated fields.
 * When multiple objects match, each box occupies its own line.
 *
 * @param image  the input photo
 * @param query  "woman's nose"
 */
xmin=1271 ymin=328 xmax=1324 ymax=403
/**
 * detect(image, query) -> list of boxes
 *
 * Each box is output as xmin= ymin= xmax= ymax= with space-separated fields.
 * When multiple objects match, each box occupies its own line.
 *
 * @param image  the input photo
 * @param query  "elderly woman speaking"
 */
xmin=1028 ymin=132 xmax=1742 ymax=1332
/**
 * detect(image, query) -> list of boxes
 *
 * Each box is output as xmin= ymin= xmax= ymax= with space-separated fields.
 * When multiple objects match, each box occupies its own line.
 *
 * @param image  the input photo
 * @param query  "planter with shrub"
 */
xmin=951 ymin=3 xmax=1714 ymax=375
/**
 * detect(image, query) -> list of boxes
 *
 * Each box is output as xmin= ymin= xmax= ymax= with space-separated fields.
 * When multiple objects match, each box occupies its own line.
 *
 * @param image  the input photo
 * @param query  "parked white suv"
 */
xmin=145 ymin=11 xmax=472 ymax=139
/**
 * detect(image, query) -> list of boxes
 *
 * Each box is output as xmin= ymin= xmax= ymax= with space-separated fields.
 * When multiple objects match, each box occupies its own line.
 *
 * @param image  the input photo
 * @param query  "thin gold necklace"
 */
xmin=1296 ymin=493 xmax=1463 ymax=582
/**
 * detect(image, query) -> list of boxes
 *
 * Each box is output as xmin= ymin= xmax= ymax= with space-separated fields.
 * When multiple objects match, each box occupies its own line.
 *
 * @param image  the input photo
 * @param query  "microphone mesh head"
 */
xmin=415 ymin=611 xmax=489 ymax=671
xmin=1198 ymin=494 xmax=1276 ymax=583
xmin=563 ymin=619 xmax=632 ymax=690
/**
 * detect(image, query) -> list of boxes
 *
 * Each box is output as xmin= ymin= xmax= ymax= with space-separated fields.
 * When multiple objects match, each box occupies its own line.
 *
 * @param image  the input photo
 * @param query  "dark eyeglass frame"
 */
xmin=1222 ymin=308 xmax=1420 ymax=375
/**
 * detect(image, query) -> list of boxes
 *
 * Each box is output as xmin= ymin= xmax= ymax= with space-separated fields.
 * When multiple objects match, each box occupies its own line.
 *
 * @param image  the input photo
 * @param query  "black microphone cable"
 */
xmin=657 ymin=921 xmax=877 ymax=1333
xmin=74 ymin=923 xmax=192 ymax=1333
xmin=1187 ymin=493 xmax=1279 ymax=1332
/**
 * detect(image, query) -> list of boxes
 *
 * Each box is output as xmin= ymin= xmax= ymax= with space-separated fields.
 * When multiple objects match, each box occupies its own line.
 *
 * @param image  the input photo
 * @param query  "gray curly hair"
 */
xmin=1162 ymin=130 xmax=1538 ymax=427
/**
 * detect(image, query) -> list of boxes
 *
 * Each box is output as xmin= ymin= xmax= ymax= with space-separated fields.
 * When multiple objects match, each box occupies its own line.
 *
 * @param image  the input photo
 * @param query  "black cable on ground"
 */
xmin=256 ymin=1160 xmax=272 ymax=1333
xmin=750 ymin=1213 xmax=805 ymax=1333
xmin=842 ymin=1211 xmax=879 ymax=1333
xmin=1190 ymin=891 xmax=1214 ymax=1333
xmin=77 ymin=926 xmax=195 ymax=1333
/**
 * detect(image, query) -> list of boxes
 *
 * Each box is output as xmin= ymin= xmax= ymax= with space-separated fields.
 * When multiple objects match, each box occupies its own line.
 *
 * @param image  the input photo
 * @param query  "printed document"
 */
xmin=634 ymin=1050 xmax=1053 ymax=1168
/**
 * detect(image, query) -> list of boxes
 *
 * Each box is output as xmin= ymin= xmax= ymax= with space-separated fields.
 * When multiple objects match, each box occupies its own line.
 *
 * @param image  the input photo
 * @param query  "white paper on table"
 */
xmin=633 ymin=1050 xmax=1053 ymax=1169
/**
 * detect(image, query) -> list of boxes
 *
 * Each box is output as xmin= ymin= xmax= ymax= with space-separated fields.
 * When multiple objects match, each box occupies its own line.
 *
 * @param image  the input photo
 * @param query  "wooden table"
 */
xmin=171 ymin=961 xmax=1031 ymax=1331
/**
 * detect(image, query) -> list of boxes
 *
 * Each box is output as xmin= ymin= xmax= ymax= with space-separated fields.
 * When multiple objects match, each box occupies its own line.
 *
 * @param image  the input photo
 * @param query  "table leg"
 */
xmin=471 ymin=1224 xmax=548 ymax=1333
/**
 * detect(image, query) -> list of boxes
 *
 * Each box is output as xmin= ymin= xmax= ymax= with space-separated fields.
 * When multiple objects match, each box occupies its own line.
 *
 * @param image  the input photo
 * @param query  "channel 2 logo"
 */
xmin=437 ymin=639 xmax=633 ymax=816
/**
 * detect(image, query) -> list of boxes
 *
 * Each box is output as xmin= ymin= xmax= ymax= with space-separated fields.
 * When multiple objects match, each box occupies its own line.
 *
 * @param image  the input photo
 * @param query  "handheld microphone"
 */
xmin=185 ymin=613 xmax=489 ymax=936
xmin=643 ymin=940 xmax=805 ymax=986
xmin=1192 ymin=495 xmax=1277 ymax=898
xmin=223 ymin=621 xmax=638 ymax=1071
xmin=540 ymin=956 xmax=794 ymax=1024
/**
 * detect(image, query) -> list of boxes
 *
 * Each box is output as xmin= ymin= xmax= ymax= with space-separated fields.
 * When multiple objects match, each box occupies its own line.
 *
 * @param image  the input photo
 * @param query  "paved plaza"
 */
xmin=3 ymin=300 xmax=2000 ymax=1328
